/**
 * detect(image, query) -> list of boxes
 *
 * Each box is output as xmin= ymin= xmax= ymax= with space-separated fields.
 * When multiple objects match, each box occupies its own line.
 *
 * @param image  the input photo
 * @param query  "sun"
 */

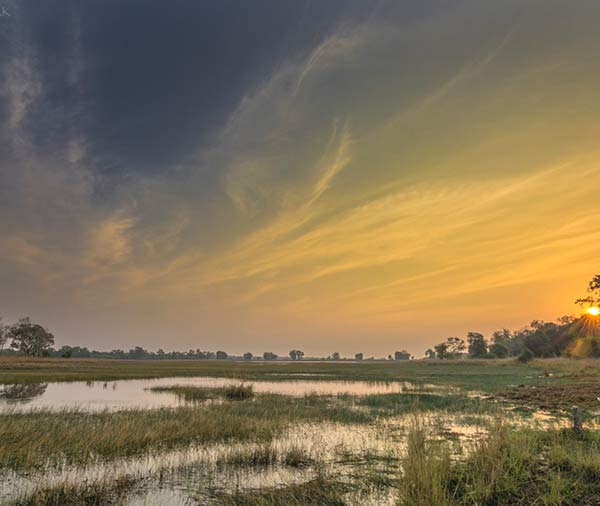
xmin=588 ymin=307 xmax=600 ymax=316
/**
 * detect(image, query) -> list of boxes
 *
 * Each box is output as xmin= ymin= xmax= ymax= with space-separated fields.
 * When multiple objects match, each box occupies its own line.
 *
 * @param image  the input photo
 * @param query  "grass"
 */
xmin=398 ymin=423 xmax=600 ymax=506
xmin=224 ymin=383 xmax=254 ymax=400
xmin=3 ymin=358 xmax=600 ymax=505
xmin=216 ymin=442 xmax=312 ymax=468
xmin=12 ymin=477 xmax=136 ymax=506
xmin=0 ymin=394 xmax=371 ymax=470
xmin=212 ymin=476 xmax=348 ymax=506
xmin=357 ymin=392 xmax=497 ymax=415
xmin=149 ymin=382 xmax=254 ymax=402
xmin=0 ymin=356 xmax=554 ymax=392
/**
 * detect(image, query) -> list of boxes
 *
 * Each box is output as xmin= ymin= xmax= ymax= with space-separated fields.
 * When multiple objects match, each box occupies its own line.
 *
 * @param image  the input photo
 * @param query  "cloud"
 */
xmin=2 ymin=0 xmax=600 ymax=354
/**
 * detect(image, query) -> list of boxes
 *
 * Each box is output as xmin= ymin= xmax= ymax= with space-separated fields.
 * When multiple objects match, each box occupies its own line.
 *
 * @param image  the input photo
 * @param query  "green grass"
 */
xmin=149 ymin=382 xmax=254 ymax=402
xmin=212 ymin=476 xmax=348 ymax=506
xmin=12 ymin=477 xmax=136 ymax=506
xmin=398 ymin=423 xmax=600 ymax=506
xmin=357 ymin=392 xmax=497 ymax=414
xmin=224 ymin=383 xmax=255 ymax=400
xmin=0 ymin=394 xmax=370 ymax=470
xmin=0 ymin=357 xmax=554 ymax=392
xmin=3 ymin=357 xmax=600 ymax=505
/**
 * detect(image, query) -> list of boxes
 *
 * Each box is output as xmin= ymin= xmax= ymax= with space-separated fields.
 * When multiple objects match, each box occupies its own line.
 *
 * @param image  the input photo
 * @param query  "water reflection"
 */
xmin=0 ymin=411 xmax=567 ymax=506
xmin=0 ymin=377 xmax=444 ymax=412
xmin=0 ymin=383 xmax=48 ymax=403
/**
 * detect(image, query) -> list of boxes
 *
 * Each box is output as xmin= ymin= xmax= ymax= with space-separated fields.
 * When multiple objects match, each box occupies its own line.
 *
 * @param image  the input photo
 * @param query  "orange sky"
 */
xmin=1 ymin=1 xmax=599 ymax=356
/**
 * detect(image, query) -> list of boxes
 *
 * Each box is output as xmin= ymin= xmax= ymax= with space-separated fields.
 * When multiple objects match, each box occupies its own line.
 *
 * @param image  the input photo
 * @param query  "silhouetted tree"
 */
xmin=434 ymin=342 xmax=449 ymax=359
xmin=575 ymin=274 xmax=600 ymax=308
xmin=520 ymin=319 xmax=574 ymax=357
xmin=425 ymin=348 xmax=436 ymax=359
xmin=488 ymin=342 xmax=509 ymax=358
xmin=129 ymin=346 xmax=147 ymax=359
xmin=216 ymin=350 xmax=228 ymax=360
xmin=243 ymin=352 xmax=253 ymax=361
xmin=289 ymin=350 xmax=304 ymax=361
xmin=355 ymin=352 xmax=363 ymax=361
xmin=331 ymin=352 xmax=340 ymax=360
xmin=7 ymin=318 xmax=54 ymax=356
xmin=263 ymin=351 xmax=278 ymax=361
xmin=394 ymin=350 xmax=411 ymax=360
xmin=446 ymin=337 xmax=466 ymax=355
xmin=467 ymin=332 xmax=487 ymax=358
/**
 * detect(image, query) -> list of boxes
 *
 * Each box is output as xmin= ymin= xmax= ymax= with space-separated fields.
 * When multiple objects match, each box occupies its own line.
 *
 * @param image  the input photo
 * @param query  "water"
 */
xmin=0 ymin=377 xmax=439 ymax=412
xmin=0 ymin=407 xmax=565 ymax=506
xmin=0 ymin=376 xmax=569 ymax=505
xmin=0 ymin=421 xmax=398 ymax=505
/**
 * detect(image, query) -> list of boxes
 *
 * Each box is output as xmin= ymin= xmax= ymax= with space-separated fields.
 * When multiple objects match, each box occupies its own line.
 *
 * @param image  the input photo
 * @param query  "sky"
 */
xmin=1 ymin=0 xmax=599 ymax=357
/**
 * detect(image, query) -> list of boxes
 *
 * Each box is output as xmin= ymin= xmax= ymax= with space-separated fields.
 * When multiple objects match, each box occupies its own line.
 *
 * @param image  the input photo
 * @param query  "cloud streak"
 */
xmin=2 ymin=0 xmax=600 ymax=354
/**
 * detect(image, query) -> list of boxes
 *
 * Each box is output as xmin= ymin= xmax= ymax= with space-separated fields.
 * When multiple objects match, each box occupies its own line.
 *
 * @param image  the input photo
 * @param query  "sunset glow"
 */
xmin=588 ymin=307 xmax=600 ymax=316
xmin=1 ymin=1 xmax=600 ymax=356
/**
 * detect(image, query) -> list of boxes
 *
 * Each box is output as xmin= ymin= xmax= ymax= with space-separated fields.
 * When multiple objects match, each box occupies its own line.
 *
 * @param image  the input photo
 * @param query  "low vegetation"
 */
xmin=399 ymin=424 xmax=600 ymax=506
xmin=149 ymin=382 xmax=254 ymax=402
xmin=2 ymin=358 xmax=600 ymax=505
xmin=0 ymin=356 xmax=547 ymax=390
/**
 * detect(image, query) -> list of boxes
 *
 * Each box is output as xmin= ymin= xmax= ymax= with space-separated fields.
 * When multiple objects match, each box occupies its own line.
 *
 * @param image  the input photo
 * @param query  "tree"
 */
xmin=394 ymin=350 xmax=411 ymax=360
xmin=216 ymin=350 xmax=228 ymax=360
xmin=289 ymin=350 xmax=304 ymax=361
xmin=434 ymin=342 xmax=449 ymax=359
xmin=467 ymin=332 xmax=488 ymax=358
xmin=7 ymin=318 xmax=55 ymax=356
xmin=128 ymin=346 xmax=147 ymax=359
xmin=520 ymin=320 xmax=573 ymax=358
xmin=425 ymin=348 xmax=436 ymax=359
xmin=446 ymin=337 xmax=466 ymax=355
xmin=0 ymin=317 xmax=7 ymax=352
xmin=59 ymin=346 xmax=73 ymax=358
xmin=355 ymin=352 xmax=363 ymax=361
xmin=263 ymin=351 xmax=278 ymax=361
xmin=575 ymin=274 xmax=600 ymax=308
xmin=488 ymin=342 xmax=509 ymax=358
xmin=243 ymin=352 xmax=253 ymax=361
xmin=331 ymin=352 xmax=340 ymax=360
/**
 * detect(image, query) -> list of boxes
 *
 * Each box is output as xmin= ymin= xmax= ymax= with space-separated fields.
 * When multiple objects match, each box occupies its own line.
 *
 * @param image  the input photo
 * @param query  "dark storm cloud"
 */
xmin=10 ymin=0 xmax=372 ymax=179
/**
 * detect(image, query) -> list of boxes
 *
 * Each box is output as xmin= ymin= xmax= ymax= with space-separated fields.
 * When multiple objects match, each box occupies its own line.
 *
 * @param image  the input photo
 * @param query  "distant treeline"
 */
xmin=426 ymin=316 xmax=593 ymax=362
xmin=0 ymin=318 xmax=414 ymax=361
xmin=0 ymin=338 xmax=412 ymax=362
xmin=427 ymin=274 xmax=600 ymax=361
xmin=2 ymin=275 xmax=598 ymax=361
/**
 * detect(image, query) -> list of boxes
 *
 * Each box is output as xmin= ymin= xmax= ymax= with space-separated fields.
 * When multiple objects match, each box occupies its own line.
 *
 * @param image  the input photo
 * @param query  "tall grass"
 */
xmin=398 ymin=421 xmax=600 ymax=506
xmin=149 ymin=382 xmax=254 ymax=402
xmin=398 ymin=419 xmax=453 ymax=506
xmin=0 ymin=394 xmax=370 ymax=470
xmin=224 ymin=383 xmax=254 ymax=400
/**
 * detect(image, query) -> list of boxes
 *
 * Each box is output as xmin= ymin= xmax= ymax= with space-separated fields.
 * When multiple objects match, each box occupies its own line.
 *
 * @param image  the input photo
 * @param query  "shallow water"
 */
xmin=0 ymin=377 xmax=439 ymax=412
xmin=0 ymin=421 xmax=396 ymax=504
xmin=1 ymin=408 xmax=565 ymax=506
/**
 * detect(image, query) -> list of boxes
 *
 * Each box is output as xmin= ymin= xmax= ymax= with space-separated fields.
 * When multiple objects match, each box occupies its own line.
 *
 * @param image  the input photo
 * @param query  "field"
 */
xmin=1 ymin=358 xmax=599 ymax=505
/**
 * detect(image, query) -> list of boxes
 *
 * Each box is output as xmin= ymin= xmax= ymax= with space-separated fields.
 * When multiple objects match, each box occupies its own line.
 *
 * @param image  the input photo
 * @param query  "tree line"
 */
xmin=426 ymin=275 xmax=600 ymax=361
xmin=2 ymin=275 xmax=598 ymax=360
